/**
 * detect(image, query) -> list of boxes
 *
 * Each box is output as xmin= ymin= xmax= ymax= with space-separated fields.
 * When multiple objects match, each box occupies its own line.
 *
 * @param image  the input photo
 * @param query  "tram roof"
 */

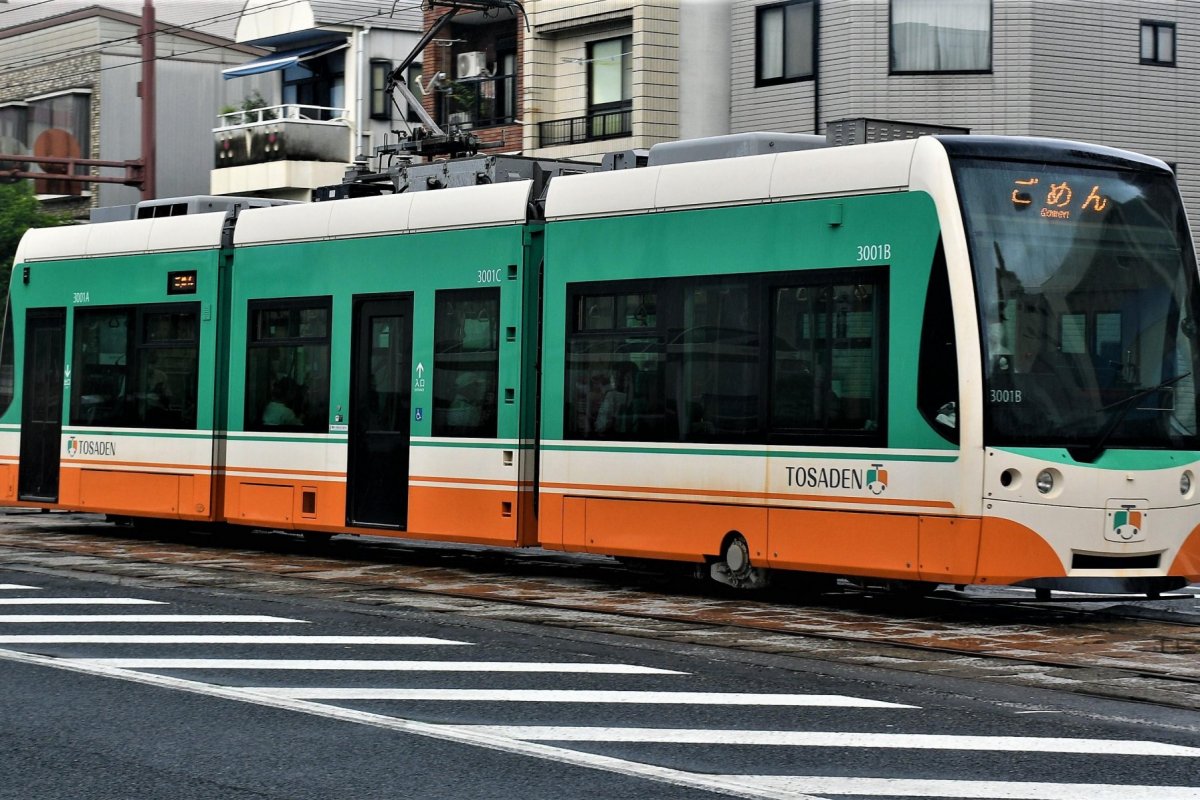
xmin=14 ymin=212 xmax=228 ymax=264
xmin=544 ymin=139 xmax=921 ymax=222
xmin=234 ymin=180 xmax=535 ymax=247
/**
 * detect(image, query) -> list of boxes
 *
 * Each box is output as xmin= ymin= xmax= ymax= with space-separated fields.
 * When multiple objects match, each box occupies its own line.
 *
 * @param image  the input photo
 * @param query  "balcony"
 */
xmin=538 ymin=106 xmax=632 ymax=147
xmin=211 ymin=104 xmax=350 ymax=199
xmin=213 ymin=104 xmax=350 ymax=167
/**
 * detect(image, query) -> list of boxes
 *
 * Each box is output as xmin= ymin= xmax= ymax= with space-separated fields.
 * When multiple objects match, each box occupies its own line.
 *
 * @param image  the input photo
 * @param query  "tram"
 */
xmin=5 ymin=135 xmax=1199 ymax=595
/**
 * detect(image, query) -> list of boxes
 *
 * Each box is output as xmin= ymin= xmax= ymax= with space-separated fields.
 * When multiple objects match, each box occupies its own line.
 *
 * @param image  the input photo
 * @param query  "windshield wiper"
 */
xmin=1072 ymin=372 xmax=1192 ymax=463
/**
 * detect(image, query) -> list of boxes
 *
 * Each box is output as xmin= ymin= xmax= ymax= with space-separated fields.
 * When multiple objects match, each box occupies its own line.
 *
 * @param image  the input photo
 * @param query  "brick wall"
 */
xmin=419 ymin=8 xmax=524 ymax=154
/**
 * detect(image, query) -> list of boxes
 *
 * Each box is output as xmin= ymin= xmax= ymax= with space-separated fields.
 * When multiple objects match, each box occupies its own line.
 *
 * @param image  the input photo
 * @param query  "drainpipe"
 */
xmin=356 ymin=27 xmax=370 ymax=161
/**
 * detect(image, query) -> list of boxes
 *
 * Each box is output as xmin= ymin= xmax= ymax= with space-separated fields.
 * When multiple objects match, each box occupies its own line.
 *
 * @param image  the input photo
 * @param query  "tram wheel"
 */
xmin=302 ymin=531 xmax=335 ymax=545
xmin=710 ymin=533 xmax=770 ymax=590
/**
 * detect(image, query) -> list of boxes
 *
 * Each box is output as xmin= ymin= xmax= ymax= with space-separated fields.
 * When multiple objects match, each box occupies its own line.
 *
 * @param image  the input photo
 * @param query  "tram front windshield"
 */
xmin=954 ymin=157 xmax=1200 ymax=454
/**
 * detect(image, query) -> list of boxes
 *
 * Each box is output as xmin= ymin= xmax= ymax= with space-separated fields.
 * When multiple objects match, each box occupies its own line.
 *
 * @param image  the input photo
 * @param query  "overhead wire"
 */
xmin=0 ymin=0 xmax=300 ymax=73
xmin=86 ymin=3 xmax=427 ymax=78
xmin=0 ymin=0 xmax=60 ymax=18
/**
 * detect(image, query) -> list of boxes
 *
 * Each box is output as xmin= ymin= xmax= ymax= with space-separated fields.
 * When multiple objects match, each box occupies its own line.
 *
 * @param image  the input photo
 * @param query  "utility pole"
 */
xmin=138 ymin=0 xmax=157 ymax=200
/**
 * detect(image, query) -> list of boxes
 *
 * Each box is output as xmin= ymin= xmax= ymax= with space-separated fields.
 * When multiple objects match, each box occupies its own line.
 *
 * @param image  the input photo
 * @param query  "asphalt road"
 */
xmin=2 ymin=567 xmax=1199 ymax=800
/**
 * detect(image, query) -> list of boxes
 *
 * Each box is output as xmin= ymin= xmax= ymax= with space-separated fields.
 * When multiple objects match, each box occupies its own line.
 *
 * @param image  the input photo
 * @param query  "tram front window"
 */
xmin=953 ymin=156 xmax=1200 ymax=454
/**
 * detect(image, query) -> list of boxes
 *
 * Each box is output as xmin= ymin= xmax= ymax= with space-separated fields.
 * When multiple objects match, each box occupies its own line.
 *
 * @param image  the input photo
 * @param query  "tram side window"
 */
xmin=432 ymin=288 xmax=500 ymax=437
xmin=916 ymin=244 xmax=959 ymax=442
xmin=673 ymin=280 xmax=762 ymax=440
xmin=0 ymin=300 xmax=13 ymax=419
xmin=566 ymin=288 xmax=666 ymax=440
xmin=770 ymin=273 xmax=886 ymax=439
xmin=245 ymin=299 xmax=331 ymax=433
xmin=70 ymin=304 xmax=200 ymax=429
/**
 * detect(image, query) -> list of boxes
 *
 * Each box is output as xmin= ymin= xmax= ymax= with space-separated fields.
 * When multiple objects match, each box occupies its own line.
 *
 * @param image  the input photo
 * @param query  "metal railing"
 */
xmin=215 ymin=104 xmax=349 ymax=129
xmin=538 ymin=107 xmax=632 ymax=147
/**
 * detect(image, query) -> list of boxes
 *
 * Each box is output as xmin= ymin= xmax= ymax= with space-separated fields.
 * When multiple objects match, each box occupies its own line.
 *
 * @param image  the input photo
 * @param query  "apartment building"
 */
xmin=213 ymin=0 xmax=423 ymax=200
xmin=732 ymin=0 xmax=1199 ymax=214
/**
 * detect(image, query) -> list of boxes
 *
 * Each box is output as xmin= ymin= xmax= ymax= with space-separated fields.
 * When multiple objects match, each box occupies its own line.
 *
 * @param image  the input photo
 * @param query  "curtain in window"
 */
xmin=589 ymin=36 xmax=631 ymax=107
xmin=759 ymin=2 xmax=814 ymax=81
xmin=760 ymin=8 xmax=785 ymax=80
xmin=892 ymin=0 xmax=990 ymax=72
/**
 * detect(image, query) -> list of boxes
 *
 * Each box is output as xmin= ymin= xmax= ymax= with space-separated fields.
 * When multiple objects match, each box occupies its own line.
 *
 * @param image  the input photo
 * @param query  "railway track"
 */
xmin=2 ymin=510 xmax=1199 ymax=711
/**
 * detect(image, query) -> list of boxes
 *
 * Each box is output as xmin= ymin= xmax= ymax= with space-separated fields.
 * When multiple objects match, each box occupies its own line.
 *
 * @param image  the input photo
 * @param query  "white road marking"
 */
xmin=0 ymin=598 xmax=165 ymax=605
xmin=728 ymin=775 xmax=1200 ymax=799
xmin=455 ymin=727 xmax=1200 ymax=756
xmin=0 ymin=615 xmax=305 ymax=624
xmin=0 ymin=646 xmax=821 ymax=800
xmin=73 ymin=659 xmax=686 ymax=674
xmin=0 ymin=635 xmax=468 ymax=645
xmin=0 ymin=584 xmax=39 ymax=590
xmin=242 ymin=688 xmax=914 ymax=707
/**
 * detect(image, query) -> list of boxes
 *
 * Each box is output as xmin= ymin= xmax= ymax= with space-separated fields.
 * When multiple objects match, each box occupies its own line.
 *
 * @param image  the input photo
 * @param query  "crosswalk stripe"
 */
xmin=0 ymin=598 xmax=165 ymax=605
xmin=0 ymin=584 xmax=39 ymax=590
xmin=454 ymin=727 xmax=1200 ymax=756
xmin=726 ymin=775 xmax=1200 ymax=799
xmin=0 ymin=646 xmax=823 ymax=800
xmin=242 ymin=689 xmax=915 ymax=707
xmin=0 ymin=615 xmax=306 ymax=623
xmin=0 ymin=635 xmax=468 ymax=645
xmin=73 ymin=659 xmax=686 ymax=674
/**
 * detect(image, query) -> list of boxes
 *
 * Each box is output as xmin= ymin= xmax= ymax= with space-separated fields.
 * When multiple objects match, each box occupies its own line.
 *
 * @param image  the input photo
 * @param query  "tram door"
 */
xmin=18 ymin=308 xmax=66 ymax=502
xmin=347 ymin=295 xmax=413 ymax=528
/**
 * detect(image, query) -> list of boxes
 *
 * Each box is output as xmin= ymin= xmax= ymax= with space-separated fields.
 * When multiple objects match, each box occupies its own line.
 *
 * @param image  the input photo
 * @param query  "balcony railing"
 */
xmin=213 ymin=104 xmax=351 ymax=168
xmin=215 ymin=103 xmax=348 ymax=129
xmin=538 ymin=107 xmax=632 ymax=147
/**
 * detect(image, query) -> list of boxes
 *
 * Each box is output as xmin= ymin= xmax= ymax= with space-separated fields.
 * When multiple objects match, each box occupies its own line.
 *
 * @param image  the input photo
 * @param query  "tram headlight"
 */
xmin=1036 ymin=470 xmax=1055 ymax=495
xmin=1183 ymin=471 xmax=1194 ymax=496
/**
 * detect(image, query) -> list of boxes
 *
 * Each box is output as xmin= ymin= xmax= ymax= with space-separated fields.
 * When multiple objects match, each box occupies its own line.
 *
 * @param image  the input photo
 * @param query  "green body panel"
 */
xmin=4 ymin=249 xmax=223 ymax=429
xmin=227 ymin=225 xmax=531 ymax=438
xmin=540 ymin=191 xmax=949 ymax=449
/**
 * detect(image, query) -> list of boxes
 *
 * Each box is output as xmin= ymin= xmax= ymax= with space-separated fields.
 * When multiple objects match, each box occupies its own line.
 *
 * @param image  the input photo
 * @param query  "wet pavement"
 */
xmin=2 ymin=510 xmax=1198 ymax=710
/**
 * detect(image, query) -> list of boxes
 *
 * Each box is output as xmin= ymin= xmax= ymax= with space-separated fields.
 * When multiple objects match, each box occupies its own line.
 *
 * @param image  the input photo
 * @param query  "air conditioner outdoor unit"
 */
xmin=456 ymin=51 xmax=487 ymax=78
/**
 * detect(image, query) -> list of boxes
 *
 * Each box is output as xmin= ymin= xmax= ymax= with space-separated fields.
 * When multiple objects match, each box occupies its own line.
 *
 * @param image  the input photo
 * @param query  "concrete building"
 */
xmin=410 ymin=0 xmax=728 ymax=160
xmin=731 ymin=0 xmax=1199 ymax=215
xmin=0 ymin=0 xmax=269 ymax=211
xmin=212 ymin=0 xmax=424 ymax=201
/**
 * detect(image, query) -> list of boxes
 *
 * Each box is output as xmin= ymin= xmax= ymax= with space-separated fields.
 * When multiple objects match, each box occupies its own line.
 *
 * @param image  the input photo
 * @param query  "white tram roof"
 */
xmin=545 ymin=139 xmax=922 ymax=222
xmin=234 ymin=180 xmax=535 ymax=247
xmin=15 ymin=212 xmax=228 ymax=264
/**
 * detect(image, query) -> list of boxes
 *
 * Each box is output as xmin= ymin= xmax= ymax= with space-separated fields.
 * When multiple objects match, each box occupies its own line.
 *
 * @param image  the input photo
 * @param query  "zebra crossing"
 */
xmin=2 ymin=577 xmax=1199 ymax=800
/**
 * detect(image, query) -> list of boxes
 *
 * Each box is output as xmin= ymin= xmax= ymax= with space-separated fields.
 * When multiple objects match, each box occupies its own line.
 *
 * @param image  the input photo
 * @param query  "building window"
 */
xmin=0 ymin=103 xmax=28 ymax=152
xmin=370 ymin=59 xmax=392 ymax=120
xmin=24 ymin=91 xmax=90 ymax=195
xmin=756 ymin=0 xmax=816 ymax=86
xmin=1140 ymin=20 xmax=1175 ymax=66
xmin=588 ymin=35 xmax=632 ymax=139
xmin=891 ymin=0 xmax=991 ymax=73
xmin=282 ymin=50 xmax=345 ymax=119
xmin=407 ymin=62 xmax=423 ymax=123
xmin=244 ymin=298 xmax=331 ymax=433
